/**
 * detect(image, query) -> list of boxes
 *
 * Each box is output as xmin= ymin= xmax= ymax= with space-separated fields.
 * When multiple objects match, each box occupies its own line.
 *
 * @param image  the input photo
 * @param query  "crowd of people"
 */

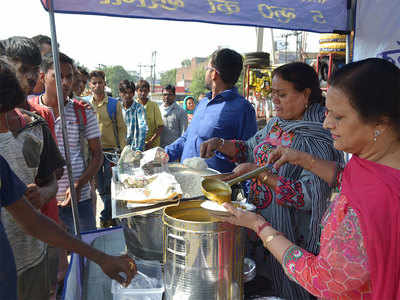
xmin=0 ymin=33 xmax=399 ymax=300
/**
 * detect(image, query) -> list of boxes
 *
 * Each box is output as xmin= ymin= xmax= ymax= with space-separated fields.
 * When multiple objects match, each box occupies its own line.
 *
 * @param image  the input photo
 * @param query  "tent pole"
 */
xmin=256 ymin=27 xmax=264 ymax=52
xmin=47 ymin=0 xmax=81 ymax=238
xmin=346 ymin=0 xmax=357 ymax=64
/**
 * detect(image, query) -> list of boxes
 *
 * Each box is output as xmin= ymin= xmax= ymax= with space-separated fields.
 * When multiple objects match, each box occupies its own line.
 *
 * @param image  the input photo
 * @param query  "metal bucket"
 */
xmin=163 ymin=200 xmax=246 ymax=300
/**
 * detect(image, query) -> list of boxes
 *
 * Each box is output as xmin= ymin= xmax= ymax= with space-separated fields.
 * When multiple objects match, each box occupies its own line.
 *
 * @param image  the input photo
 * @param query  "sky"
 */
xmin=1 ymin=0 xmax=320 ymax=78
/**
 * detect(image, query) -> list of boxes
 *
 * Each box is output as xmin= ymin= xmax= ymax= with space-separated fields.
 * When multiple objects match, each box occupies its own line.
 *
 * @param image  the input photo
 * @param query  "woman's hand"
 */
xmin=216 ymin=203 xmax=267 ymax=232
xmin=267 ymin=146 xmax=305 ymax=169
xmin=200 ymin=137 xmax=223 ymax=159
xmin=98 ymin=254 xmax=137 ymax=287
xmin=223 ymin=162 xmax=258 ymax=182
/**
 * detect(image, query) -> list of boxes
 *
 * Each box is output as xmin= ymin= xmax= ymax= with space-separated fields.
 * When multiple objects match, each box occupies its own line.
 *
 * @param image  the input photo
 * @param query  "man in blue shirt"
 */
xmin=165 ymin=48 xmax=257 ymax=173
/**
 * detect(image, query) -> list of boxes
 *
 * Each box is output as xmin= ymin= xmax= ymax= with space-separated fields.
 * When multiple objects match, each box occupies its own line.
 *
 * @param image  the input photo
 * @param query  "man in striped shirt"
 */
xmin=38 ymin=52 xmax=103 ymax=233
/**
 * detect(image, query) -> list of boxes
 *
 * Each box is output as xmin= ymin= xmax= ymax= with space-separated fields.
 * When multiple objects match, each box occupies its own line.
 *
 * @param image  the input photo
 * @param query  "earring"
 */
xmin=305 ymin=104 xmax=308 ymax=109
xmin=373 ymin=130 xmax=381 ymax=142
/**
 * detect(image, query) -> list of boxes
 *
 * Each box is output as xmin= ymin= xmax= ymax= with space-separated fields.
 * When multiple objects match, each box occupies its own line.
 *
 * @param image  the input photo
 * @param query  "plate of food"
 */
xmin=200 ymin=200 xmax=256 ymax=218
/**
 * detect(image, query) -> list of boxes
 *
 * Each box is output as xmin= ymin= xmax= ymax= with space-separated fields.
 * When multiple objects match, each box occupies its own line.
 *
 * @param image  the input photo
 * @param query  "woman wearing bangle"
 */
xmin=217 ymin=58 xmax=400 ymax=299
xmin=201 ymin=62 xmax=344 ymax=299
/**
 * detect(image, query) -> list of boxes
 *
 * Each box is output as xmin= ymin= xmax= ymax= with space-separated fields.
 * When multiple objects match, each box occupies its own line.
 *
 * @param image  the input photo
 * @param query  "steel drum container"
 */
xmin=122 ymin=163 xmax=220 ymax=262
xmin=163 ymin=200 xmax=246 ymax=300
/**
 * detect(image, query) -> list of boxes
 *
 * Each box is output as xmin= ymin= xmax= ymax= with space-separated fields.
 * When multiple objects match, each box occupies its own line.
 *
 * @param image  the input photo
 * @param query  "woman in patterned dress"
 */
xmin=211 ymin=58 xmax=400 ymax=299
xmin=201 ymin=62 xmax=344 ymax=299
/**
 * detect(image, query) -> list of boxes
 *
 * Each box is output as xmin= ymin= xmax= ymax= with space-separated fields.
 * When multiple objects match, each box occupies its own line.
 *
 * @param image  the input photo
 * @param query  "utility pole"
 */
xmin=151 ymin=51 xmax=157 ymax=92
xmin=280 ymin=31 xmax=302 ymax=63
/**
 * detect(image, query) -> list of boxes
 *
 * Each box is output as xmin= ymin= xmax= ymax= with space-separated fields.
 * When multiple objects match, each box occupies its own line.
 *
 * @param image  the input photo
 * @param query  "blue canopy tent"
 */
xmin=41 ymin=0 xmax=350 ymax=33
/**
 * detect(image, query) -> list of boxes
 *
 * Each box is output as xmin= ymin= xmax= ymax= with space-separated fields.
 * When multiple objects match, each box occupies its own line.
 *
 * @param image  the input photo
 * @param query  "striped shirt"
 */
xmin=39 ymin=97 xmax=101 ymax=203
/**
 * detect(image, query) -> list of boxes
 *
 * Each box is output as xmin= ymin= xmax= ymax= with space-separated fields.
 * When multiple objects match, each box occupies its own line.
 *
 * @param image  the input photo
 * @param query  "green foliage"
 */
xmin=235 ymin=69 xmax=245 ymax=96
xmin=189 ymin=67 xmax=208 ymax=100
xmin=160 ymin=69 xmax=177 ymax=86
xmin=99 ymin=65 xmax=138 ymax=97
xmin=181 ymin=59 xmax=191 ymax=68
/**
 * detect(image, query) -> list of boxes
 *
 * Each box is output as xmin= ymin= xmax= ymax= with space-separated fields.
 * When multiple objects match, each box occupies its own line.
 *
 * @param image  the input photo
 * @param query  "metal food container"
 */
xmin=163 ymin=200 xmax=246 ymax=300
xmin=122 ymin=210 xmax=164 ymax=261
xmin=120 ymin=163 xmax=220 ymax=261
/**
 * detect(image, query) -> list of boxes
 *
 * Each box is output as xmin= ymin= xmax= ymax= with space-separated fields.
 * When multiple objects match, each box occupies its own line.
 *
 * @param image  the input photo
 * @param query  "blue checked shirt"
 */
xmin=122 ymin=101 xmax=148 ymax=151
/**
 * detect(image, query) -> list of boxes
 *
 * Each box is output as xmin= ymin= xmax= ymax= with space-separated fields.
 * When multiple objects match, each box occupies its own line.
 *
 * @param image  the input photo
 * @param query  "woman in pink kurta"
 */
xmin=203 ymin=58 xmax=400 ymax=299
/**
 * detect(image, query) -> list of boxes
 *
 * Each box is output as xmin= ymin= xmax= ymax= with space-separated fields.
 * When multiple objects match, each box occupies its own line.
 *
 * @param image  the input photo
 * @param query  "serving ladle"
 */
xmin=201 ymin=164 xmax=271 ymax=205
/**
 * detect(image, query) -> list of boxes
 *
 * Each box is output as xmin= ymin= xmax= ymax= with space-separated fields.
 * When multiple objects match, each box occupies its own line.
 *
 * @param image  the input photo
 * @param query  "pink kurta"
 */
xmin=283 ymin=181 xmax=372 ymax=299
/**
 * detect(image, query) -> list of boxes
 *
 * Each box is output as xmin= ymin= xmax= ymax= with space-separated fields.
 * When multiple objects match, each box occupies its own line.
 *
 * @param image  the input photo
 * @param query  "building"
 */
xmin=175 ymin=57 xmax=208 ymax=90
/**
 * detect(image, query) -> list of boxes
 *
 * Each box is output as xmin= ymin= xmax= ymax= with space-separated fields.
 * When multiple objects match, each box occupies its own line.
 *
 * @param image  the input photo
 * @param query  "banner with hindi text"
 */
xmin=41 ymin=0 xmax=349 ymax=33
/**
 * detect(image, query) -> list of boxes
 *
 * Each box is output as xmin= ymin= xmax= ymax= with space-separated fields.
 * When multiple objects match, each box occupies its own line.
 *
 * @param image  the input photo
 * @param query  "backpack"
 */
xmin=106 ymin=97 xmax=120 ymax=150
xmin=73 ymin=97 xmax=120 ymax=167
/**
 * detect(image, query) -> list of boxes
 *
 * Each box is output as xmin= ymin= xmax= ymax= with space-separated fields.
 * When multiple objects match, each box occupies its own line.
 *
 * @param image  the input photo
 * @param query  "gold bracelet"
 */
xmin=262 ymin=232 xmax=283 ymax=248
xmin=262 ymin=173 xmax=269 ymax=184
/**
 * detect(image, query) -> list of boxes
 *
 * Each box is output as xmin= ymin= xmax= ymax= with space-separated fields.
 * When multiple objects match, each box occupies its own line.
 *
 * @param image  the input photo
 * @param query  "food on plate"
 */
xmin=183 ymin=157 xmax=208 ymax=170
xmin=116 ymin=172 xmax=182 ymax=204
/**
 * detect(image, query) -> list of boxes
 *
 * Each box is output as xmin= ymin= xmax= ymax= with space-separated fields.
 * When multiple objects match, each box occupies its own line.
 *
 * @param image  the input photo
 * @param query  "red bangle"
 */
xmin=256 ymin=221 xmax=271 ymax=237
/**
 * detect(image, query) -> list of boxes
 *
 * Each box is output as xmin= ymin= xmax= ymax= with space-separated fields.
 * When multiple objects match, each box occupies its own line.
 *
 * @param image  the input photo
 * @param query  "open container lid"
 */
xmin=112 ymin=163 xmax=219 ymax=219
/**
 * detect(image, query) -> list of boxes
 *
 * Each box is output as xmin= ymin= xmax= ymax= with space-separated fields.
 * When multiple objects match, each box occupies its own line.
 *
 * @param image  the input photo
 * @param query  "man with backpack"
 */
xmin=0 ymin=37 xmax=68 ymax=300
xmin=88 ymin=70 xmax=126 ymax=228
xmin=37 ymin=52 xmax=104 ymax=233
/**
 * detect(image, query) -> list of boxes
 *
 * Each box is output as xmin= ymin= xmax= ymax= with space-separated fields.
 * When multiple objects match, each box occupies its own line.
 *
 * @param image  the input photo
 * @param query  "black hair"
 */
xmin=136 ymin=79 xmax=150 ymax=90
xmin=31 ymin=35 xmax=51 ymax=47
xmin=272 ymin=62 xmax=323 ymax=105
xmin=163 ymin=84 xmax=175 ymax=94
xmin=0 ymin=36 xmax=41 ymax=66
xmin=40 ymin=52 xmax=74 ymax=73
xmin=329 ymin=58 xmax=400 ymax=135
xmin=210 ymin=48 xmax=243 ymax=86
xmin=119 ymin=79 xmax=135 ymax=93
xmin=0 ymin=58 xmax=25 ymax=112
xmin=89 ymin=70 xmax=105 ymax=80
xmin=77 ymin=66 xmax=89 ymax=78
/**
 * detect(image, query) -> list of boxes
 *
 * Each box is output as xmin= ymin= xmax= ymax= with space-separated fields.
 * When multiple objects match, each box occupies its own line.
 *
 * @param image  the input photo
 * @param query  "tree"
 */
xmin=99 ymin=65 xmax=137 ymax=97
xmin=181 ymin=59 xmax=191 ymax=68
xmin=189 ymin=67 xmax=208 ymax=100
xmin=160 ymin=69 xmax=176 ymax=86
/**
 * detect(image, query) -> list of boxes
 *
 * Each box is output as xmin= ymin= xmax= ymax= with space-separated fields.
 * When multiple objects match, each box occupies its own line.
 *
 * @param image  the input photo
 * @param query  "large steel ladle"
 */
xmin=201 ymin=165 xmax=271 ymax=205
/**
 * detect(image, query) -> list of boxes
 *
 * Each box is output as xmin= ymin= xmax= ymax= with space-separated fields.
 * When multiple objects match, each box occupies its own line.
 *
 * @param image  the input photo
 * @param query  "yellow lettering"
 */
xmin=258 ymin=4 xmax=295 ymax=23
xmin=276 ymin=7 xmax=296 ymax=23
xmin=258 ymin=4 xmax=274 ymax=19
xmin=208 ymin=0 xmax=240 ymax=15
xmin=301 ymin=0 xmax=327 ymax=3
xmin=101 ymin=0 xmax=183 ymax=10
xmin=310 ymin=10 xmax=326 ymax=23
xmin=160 ymin=0 xmax=184 ymax=11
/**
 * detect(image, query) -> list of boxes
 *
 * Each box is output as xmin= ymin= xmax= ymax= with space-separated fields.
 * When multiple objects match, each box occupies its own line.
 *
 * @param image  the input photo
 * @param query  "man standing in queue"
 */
xmin=160 ymin=84 xmax=188 ymax=148
xmin=136 ymin=79 xmax=164 ymax=150
xmin=88 ymin=70 xmax=127 ymax=228
xmin=165 ymin=48 xmax=257 ymax=173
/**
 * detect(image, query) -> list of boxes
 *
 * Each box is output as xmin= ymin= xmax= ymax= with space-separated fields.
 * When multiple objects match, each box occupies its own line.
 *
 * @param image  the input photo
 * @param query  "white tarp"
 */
xmin=354 ymin=0 xmax=400 ymax=67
